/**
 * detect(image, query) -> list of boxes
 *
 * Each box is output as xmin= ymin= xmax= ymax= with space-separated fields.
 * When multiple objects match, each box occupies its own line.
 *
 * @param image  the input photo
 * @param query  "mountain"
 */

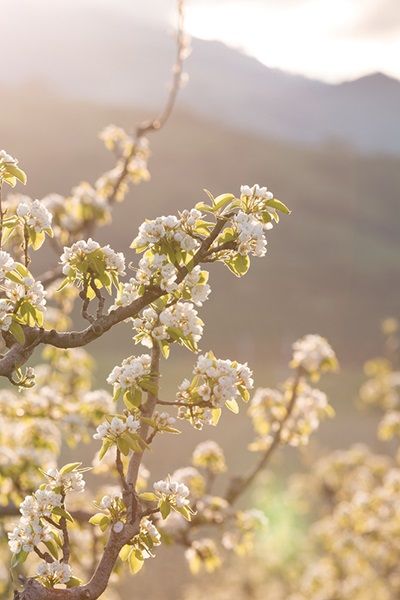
xmin=1 ymin=0 xmax=400 ymax=154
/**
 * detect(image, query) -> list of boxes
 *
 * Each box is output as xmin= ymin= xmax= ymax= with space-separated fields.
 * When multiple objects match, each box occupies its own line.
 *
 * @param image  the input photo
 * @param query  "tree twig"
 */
xmin=226 ymin=369 xmax=303 ymax=504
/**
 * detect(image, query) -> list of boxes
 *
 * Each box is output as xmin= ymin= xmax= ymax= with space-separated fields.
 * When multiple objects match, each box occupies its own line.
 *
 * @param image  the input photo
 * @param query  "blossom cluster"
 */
xmin=0 ymin=149 xmax=26 ymax=188
xmin=249 ymin=382 xmax=334 ymax=449
xmin=172 ymin=467 xmax=206 ymax=499
xmin=93 ymin=415 xmax=141 ymax=441
xmin=159 ymin=302 xmax=204 ymax=347
xmin=180 ymin=266 xmax=211 ymax=307
xmin=36 ymin=560 xmax=72 ymax=586
xmin=233 ymin=211 xmax=270 ymax=257
xmin=16 ymin=198 xmax=53 ymax=234
xmin=222 ymin=508 xmax=268 ymax=555
xmin=8 ymin=517 xmax=52 ymax=555
xmin=185 ymin=538 xmax=221 ymax=574
xmin=0 ymin=250 xmax=15 ymax=277
xmin=98 ymin=128 xmax=150 ymax=198
xmin=8 ymin=465 xmax=85 ymax=558
xmin=42 ymin=186 xmax=109 ymax=238
xmin=177 ymin=352 xmax=253 ymax=429
xmin=132 ymin=210 xmax=203 ymax=254
xmin=291 ymin=334 xmax=338 ymax=377
xmin=192 ymin=440 xmax=227 ymax=474
xmin=135 ymin=252 xmax=179 ymax=292
xmin=140 ymin=517 xmax=162 ymax=547
xmin=4 ymin=276 xmax=47 ymax=314
xmin=240 ymin=184 xmax=274 ymax=203
xmin=151 ymin=411 xmax=177 ymax=430
xmin=107 ymin=354 xmax=152 ymax=392
xmin=19 ymin=490 xmax=62 ymax=519
xmin=60 ymin=238 xmax=126 ymax=284
xmin=153 ymin=477 xmax=191 ymax=509
xmin=99 ymin=124 xmax=134 ymax=154
xmin=45 ymin=467 xmax=86 ymax=494
xmin=132 ymin=306 xmax=167 ymax=348
xmin=0 ymin=149 xmax=17 ymax=167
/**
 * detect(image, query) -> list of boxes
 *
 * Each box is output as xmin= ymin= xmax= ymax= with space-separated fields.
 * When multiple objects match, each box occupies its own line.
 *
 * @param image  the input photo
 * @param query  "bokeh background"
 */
xmin=1 ymin=1 xmax=399 ymax=597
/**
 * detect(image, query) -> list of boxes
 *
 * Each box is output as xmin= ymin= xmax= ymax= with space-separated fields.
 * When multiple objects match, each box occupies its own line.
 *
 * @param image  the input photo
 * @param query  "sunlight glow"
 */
xmin=185 ymin=0 xmax=400 ymax=82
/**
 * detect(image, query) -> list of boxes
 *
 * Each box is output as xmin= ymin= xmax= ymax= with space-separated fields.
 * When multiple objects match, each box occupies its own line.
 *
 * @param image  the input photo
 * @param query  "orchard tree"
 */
xmin=0 ymin=2 xmax=338 ymax=599
xmin=183 ymin=319 xmax=400 ymax=600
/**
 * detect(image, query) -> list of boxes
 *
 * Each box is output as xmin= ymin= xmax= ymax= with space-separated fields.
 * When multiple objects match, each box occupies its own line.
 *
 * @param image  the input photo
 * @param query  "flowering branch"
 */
xmin=225 ymin=369 xmax=303 ymax=504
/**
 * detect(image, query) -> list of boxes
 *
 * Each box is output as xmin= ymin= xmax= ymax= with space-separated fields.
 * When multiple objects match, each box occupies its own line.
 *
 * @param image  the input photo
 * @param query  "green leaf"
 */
xmin=129 ymin=552 xmax=144 ymax=574
xmin=44 ymin=539 xmax=59 ymax=559
xmin=113 ymin=386 xmax=123 ymax=403
xmin=60 ymin=462 xmax=82 ymax=475
xmin=99 ymin=438 xmax=112 ymax=460
xmin=11 ymin=550 xmax=28 ymax=568
xmin=159 ymin=339 xmax=170 ymax=359
xmin=123 ymin=432 xmax=143 ymax=453
xmin=66 ymin=576 xmax=82 ymax=588
xmin=52 ymin=507 xmax=74 ymax=523
xmin=119 ymin=545 xmax=132 ymax=562
xmin=140 ymin=378 xmax=158 ymax=396
xmin=123 ymin=387 xmax=142 ymax=409
xmin=225 ymin=398 xmax=240 ymax=414
xmin=139 ymin=492 xmax=158 ymax=503
xmin=89 ymin=513 xmax=109 ymax=527
xmin=9 ymin=321 xmax=25 ymax=345
xmin=238 ymin=385 xmax=250 ymax=402
xmin=211 ymin=408 xmax=222 ymax=426
xmin=31 ymin=230 xmax=45 ymax=250
xmin=160 ymin=500 xmax=171 ymax=519
xmin=266 ymin=198 xmax=291 ymax=215
xmin=224 ymin=254 xmax=250 ymax=277
xmin=175 ymin=505 xmax=192 ymax=521
xmin=213 ymin=193 xmax=235 ymax=211
xmin=194 ymin=201 xmax=214 ymax=214
xmin=6 ymin=164 xmax=27 ymax=185
xmin=117 ymin=436 xmax=130 ymax=456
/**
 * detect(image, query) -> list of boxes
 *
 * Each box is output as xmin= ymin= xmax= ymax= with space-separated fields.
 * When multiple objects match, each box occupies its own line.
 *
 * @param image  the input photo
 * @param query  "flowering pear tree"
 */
xmin=0 ymin=3 xmax=340 ymax=600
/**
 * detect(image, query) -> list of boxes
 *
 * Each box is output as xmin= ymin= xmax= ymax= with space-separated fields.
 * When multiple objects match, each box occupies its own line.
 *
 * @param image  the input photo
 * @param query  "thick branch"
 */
xmin=0 ymin=212 xmax=230 ymax=379
xmin=126 ymin=343 xmax=161 ymax=487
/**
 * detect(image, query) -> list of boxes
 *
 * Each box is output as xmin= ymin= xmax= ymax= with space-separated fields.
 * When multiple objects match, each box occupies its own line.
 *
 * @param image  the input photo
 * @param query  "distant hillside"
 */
xmin=1 ymin=0 xmax=400 ymax=154
xmin=1 ymin=84 xmax=399 ymax=368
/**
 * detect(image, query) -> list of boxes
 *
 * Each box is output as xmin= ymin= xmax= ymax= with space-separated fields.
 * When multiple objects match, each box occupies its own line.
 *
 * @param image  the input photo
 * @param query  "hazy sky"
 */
xmin=93 ymin=0 xmax=400 ymax=82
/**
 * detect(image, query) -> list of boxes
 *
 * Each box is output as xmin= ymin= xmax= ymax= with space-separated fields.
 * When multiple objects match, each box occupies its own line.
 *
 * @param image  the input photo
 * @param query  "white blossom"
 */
xmin=36 ymin=560 xmax=72 ymax=585
xmin=4 ymin=277 xmax=47 ymax=313
xmin=0 ymin=299 xmax=13 ymax=331
xmin=0 ymin=150 xmax=17 ymax=165
xmin=240 ymin=183 xmax=274 ymax=201
xmin=60 ymin=238 xmax=125 ymax=277
xmin=19 ymin=489 xmax=62 ymax=519
xmin=153 ymin=476 xmax=190 ymax=508
xmin=135 ymin=252 xmax=178 ymax=293
xmin=8 ymin=517 xmax=52 ymax=554
xmin=159 ymin=302 xmax=203 ymax=343
xmin=291 ymin=334 xmax=337 ymax=374
xmin=141 ymin=517 xmax=161 ymax=545
xmin=233 ymin=211 xmax=269 ymax=257
xmin=16 ymin=198 xmax=53 ymax=233
xmin=46 ymin=468 xmax=86 ymax=493
xmin=107 ymin=354 xmax=152 ymax=390
xmin=0 ymin=250 xmax=15 ymax=278
xmin=192 ymin=440 xmax=227 ymax=473
xmin=93 ymin=415 xmax=141 ymax=441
